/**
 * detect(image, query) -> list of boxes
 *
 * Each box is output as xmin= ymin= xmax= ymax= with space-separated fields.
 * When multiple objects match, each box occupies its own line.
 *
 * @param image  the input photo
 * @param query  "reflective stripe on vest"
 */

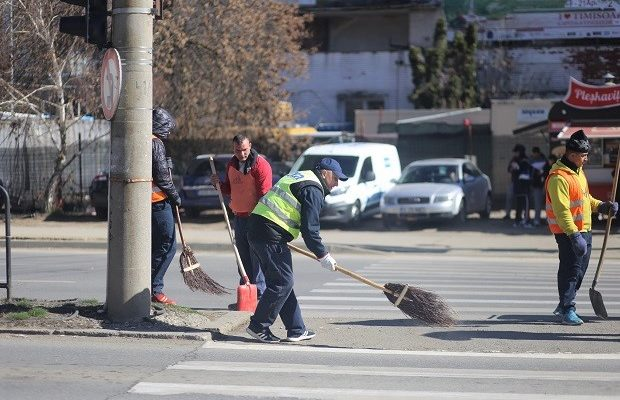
xmin=151 ymin=135 xmax=168 ymax=203
xmin=545 ymin=169 xmax=584 ymax=234
xmin=252 ymin=171 xmax=323 ymax=238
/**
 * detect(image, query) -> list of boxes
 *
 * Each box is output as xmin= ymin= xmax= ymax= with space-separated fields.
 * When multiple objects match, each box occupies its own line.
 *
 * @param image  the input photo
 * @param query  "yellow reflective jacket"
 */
xmin=545 ymin=160 xmax=600 ymax=235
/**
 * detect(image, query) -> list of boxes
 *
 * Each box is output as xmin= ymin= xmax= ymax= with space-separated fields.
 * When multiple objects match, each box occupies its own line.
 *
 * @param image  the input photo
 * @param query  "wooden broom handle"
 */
xmin=173 ymin=205 xmax=187 ymax=247
xmin=209 ymin=156 xmax=249 ymax=282
xmin=287 ymin=243 xmax=389 ymax=293
xmin=168 ymin=167 xmax=187 ymax=247
xmin=593 ymin=145 xmax=620 ymax=287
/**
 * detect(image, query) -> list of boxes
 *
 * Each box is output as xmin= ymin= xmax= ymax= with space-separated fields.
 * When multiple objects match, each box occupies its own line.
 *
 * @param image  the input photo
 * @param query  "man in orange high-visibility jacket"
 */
xmin=211 ymin=134 xmax=272 ymax=304
xmin=151 ymin=107 xmax=181 ymax=305
xmin=545 ymin=129 xmax=618 ymax=325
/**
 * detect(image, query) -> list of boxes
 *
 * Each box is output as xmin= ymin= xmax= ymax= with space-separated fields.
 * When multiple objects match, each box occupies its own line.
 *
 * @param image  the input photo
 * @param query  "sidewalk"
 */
xmin=3 ymin=211 xmax=620 ymax=258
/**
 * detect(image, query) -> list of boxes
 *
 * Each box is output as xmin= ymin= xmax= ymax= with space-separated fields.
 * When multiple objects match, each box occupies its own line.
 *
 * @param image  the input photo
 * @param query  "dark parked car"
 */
xmin=89 ymin=172 xmax=109 ymax=219
xmin=180 ymin=154 xmax=232 ymax=217
xmin=180 ymin=153 xmax=288 ymax=218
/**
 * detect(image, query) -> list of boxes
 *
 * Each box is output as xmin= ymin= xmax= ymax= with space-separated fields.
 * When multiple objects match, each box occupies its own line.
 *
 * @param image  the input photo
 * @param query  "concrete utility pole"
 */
xmin=107 ymin=0 xmax=154 ymax=321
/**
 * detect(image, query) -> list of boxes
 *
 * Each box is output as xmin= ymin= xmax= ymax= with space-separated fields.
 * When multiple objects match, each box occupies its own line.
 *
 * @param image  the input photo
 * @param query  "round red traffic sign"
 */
xmin=100 ymin=48 xmax=122 ymax=121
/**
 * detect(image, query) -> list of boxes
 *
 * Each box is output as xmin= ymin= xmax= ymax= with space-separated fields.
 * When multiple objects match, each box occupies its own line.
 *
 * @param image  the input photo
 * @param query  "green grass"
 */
xmin=6 ymin=307 xmax=48 ymax=320
xmin=13 ymin=298 xmax=33 ymax=308
xmin=79 ymin=299 xmax=101 ymax=306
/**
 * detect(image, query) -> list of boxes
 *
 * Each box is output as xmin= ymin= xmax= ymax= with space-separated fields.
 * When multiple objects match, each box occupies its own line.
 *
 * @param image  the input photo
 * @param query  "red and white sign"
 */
xmin=563 ymin=77 xmax=620 ymax=109
xmin=557 ymin=125 xmax=620 ymax=138
xmin=100 ymin=48 xmax=122 ymax=121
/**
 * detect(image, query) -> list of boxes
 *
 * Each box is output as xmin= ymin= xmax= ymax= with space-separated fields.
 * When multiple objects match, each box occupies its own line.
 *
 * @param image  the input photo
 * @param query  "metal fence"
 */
xmin=0 ymin=116 xmax=110 ymax=211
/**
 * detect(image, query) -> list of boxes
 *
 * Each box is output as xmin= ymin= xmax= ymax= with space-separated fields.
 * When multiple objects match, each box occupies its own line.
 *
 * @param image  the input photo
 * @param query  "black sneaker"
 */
xmin=282 ymin=329 xmax=316 ymax=342
xmin=246 ymin=325 xmax=280 ymax=343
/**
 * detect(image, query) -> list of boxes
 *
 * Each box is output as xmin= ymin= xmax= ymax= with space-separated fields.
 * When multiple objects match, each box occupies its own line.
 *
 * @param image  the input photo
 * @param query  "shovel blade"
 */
xmin=237 ymin=283 xmax=258 ymax=312
xmin=589 ymin=287 xmax=608 ymax=319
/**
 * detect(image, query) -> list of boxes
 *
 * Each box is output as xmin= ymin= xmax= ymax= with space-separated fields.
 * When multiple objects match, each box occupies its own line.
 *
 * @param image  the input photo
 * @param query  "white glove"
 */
xmin=318 ymin=253 xmax=337 ymax=271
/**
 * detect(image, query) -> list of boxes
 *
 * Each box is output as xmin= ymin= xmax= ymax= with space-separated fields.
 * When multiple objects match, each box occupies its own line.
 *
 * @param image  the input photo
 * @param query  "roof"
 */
xmin=407 ymin=158 xmax=470 ymax=166
xmin=302 ymin=142 xmax=397 ymax=155
xmin=513 ymin=120 xmax=547 ymax=135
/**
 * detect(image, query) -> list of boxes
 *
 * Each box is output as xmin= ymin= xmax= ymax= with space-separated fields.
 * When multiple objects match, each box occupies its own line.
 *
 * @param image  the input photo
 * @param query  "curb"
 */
xmin=0 ymin=310 xmax=252 ymax=341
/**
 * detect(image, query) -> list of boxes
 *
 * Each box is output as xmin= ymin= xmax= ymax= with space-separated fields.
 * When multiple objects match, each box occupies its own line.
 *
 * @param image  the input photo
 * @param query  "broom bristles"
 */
xmin=383 ymin=282 xmax=456 ymax=326
xmin=180 ymin=245 xmax=230 ymax=295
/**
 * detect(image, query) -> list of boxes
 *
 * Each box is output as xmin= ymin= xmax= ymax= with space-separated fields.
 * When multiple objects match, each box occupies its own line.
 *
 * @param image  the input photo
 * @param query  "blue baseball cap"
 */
xmin=315 ymin=158 xmax=348 ymax=181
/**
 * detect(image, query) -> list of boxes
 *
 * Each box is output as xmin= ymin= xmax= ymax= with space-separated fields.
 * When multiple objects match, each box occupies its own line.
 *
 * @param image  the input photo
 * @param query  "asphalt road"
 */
xmin=1 ymin=247 xmax=619 ymax=399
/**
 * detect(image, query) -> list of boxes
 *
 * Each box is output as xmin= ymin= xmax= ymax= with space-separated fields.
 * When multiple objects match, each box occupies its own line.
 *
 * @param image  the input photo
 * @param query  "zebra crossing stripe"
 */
xmin=201 ymin=342 xmax=620 ymax=359
xmin=168 ymin=361 xmax=619 ymax=382
xmin=129 ymin=382 xmax=619 ymax=399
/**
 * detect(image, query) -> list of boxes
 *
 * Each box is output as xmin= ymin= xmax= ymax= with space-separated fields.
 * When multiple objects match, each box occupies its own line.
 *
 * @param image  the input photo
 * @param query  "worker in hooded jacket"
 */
xmin=545 ymin=129 xmax=618 ymax=325
xmin=151 ymin=107 xmax=182 ymax=305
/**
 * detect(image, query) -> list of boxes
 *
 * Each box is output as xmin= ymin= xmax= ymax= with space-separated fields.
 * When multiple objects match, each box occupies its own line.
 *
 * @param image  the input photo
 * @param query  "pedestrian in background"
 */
xmin=545 ymin=130 xmax=618 ymax=325
xmin=211 ymin=134 xmax=272 ymax=305
xmin=245 ymin=158 xmax=347 ymax=343
xmin=511 ymin=144 xmax=532 ymax=227
xmin=151 ymin=107 xmax=182 ymax=305
xmin=503 ymin=149 xmax=518 ymax=220
xmin=530 ymin=147 xmax=547 ymax=226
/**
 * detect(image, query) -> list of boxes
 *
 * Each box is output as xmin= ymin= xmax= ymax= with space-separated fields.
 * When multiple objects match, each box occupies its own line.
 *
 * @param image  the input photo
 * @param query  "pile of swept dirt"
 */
xmin=0 ymin=298 xmax=222 ymax=333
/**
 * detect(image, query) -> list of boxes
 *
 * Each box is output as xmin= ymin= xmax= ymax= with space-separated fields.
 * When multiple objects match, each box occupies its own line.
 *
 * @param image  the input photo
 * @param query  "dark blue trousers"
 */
xmin=248 ymin=238 xmax=305 ymax=337
xmin=234 ymin=216 xmax=266 ymax=298
xmin=554 ymin=231 xmax=592 ymax=313
xmin=152 ymin=200 xmax=176 ymax=295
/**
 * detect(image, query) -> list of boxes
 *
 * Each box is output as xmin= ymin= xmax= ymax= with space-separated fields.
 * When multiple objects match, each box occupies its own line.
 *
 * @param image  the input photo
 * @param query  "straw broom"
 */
xmin=166 ymin=163 xmax=228 ymax=295
xmin=288 ymin=244 xmax=456 ymax=326
xmin=173 ymin=205 xmax=229 ymax=295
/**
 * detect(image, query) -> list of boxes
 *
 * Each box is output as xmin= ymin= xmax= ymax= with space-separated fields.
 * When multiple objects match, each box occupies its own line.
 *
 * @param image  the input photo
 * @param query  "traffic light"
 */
xmin=59 ymin=0 xmax=109 ymax=47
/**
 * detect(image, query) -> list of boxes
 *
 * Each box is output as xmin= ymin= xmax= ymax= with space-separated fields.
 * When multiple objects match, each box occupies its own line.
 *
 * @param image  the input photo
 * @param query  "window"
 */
xmin=359 ymin=157 xmax=374 ymax=182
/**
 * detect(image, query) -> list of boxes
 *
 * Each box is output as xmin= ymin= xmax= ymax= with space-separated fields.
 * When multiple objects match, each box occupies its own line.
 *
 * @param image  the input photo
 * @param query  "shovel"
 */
xmin=209 ymin=156 xmax=257 ymax=312
xmin=590 ymin=145 xmax=620 ymax=318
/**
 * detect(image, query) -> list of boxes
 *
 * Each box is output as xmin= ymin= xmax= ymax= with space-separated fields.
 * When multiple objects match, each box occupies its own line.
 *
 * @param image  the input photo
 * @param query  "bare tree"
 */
xmin=0 ymin=1 xmax=100 ymax=212
xmin=153 ymin=0 xmax=310 ymax=160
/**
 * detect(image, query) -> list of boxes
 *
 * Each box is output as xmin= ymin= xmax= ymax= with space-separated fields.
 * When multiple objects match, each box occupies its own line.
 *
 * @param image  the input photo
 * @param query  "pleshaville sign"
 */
xmin=564 ymin=77 xmax=620 ymax=109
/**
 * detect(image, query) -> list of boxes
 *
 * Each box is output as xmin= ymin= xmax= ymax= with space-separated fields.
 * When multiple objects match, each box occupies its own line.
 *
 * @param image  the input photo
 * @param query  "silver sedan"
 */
xmin=380 ymin=158 xmax=492 ymax=229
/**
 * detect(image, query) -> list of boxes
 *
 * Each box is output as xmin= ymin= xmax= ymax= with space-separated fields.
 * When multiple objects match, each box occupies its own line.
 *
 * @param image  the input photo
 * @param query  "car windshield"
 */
xmin=294 ymin=155 xmax=358 ymax=178
xmin=400 ymin=165 xmax=458 ymax=184
xmin=186 ymin=158 xmax=229 ymax=177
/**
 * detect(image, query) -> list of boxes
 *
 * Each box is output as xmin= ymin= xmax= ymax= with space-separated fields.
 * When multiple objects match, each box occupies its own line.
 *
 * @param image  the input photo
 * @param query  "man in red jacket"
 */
xmin=211 ymin=134 xmax=272 ymax=304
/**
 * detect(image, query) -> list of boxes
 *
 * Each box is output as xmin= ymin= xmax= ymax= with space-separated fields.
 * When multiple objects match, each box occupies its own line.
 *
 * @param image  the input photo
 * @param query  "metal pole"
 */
xmin=106 ymin=0 xmax=153 ymax=321
xmin=0 ymin=185 xmax=11 ymax=300
xmin=78 ymin=132 xmax=83 ymax=209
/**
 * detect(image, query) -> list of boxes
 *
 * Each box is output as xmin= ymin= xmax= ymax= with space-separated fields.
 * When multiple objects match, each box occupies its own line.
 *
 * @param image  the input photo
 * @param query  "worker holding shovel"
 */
xmin=245 ymin=158 xmax=347 ymax=343
xmin=545 ymin=129 xmax=618 ymax=325
xmin=211 ymin=134 xmax=272 ymax=306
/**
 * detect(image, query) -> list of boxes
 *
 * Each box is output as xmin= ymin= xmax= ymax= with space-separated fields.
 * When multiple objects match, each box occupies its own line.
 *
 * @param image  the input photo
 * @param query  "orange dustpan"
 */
xmin=209 ymin=156 xmax=257 ymax=312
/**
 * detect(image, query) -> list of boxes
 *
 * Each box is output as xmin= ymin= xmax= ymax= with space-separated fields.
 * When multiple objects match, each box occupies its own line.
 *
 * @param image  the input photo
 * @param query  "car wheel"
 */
xmin=95 ymin=207 xmax=107 ymax=220
xmin=454 ymin=199 xmax=466 ymax=223
xmin=349 ymin=201 xmax=361 ymax=226
xmin=479 ymin=194 xmax=492 ymax=219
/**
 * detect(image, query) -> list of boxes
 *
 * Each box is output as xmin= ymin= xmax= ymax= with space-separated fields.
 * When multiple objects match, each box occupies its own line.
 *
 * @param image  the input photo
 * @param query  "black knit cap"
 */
xmin=565 ymin=129 xmax=590 ymax=153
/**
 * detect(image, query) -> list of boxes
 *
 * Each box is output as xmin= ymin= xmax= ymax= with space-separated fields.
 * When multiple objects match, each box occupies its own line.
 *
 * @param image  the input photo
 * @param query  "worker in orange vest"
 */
xmin=151 ymin=107 xmax=181 ymax=305
xmin=545 ymin=129 xmax=618 ymax=325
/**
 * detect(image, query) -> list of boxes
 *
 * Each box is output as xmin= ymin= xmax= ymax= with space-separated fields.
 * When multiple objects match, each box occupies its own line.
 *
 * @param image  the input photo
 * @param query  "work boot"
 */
xmin=562 ymin=309 xmax=583 ymax=325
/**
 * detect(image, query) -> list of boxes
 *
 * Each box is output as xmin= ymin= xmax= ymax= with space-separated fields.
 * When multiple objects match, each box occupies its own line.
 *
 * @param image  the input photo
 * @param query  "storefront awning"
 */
xmin=512 ymin=120 xmax=547 ymax=135
xmin=557 ymin=125 xmax=620 ymax=139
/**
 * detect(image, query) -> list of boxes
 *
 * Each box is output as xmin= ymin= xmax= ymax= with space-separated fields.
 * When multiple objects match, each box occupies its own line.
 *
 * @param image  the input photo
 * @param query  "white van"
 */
xmin=290 ymin=143 xmax=401 ymax=224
